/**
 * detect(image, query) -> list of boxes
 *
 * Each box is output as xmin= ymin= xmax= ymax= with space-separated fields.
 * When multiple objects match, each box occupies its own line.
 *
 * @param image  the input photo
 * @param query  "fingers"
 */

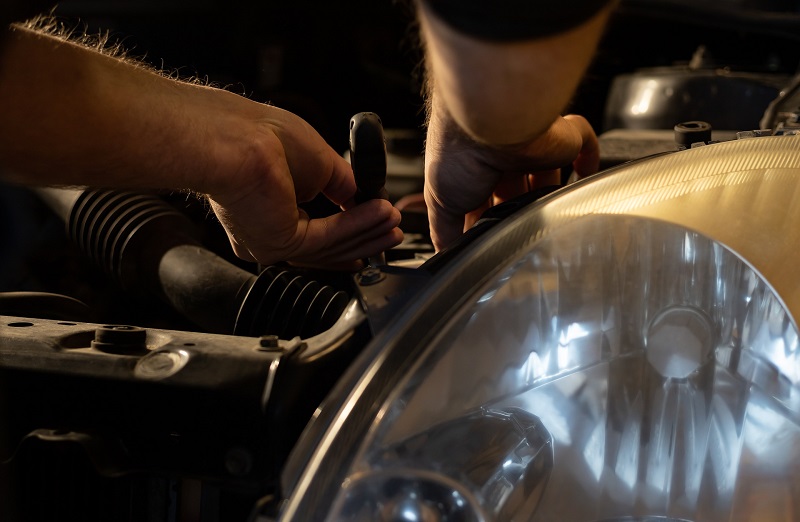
xmin=225 ymin=198 xmax=402 ymax=267
xmin=464 ymin=200 xmax=491 ymax=231
xmin=563 ymin=114 xmax=600 ymax=178
xmin=425 ymin=114 xmax=599 ymax=253
xmin=492 ymin=171 xmax=529 ymax=205
xmin=268 ymin=110 xmax=357 ymax=206
xmin=531 ymin=169 xmax=561 ymax=188
xmin=425 ymin=186 xmax=470 ymax=252
xmin=217 ymin=201 xmax=402 ymax=268
xmin=202 ymin=104 xmax=404 ymax=267
xmin=290 ymin=200 xmax=403 ymax=265
xmin=321 ymin=150 xmax=358 ymax=207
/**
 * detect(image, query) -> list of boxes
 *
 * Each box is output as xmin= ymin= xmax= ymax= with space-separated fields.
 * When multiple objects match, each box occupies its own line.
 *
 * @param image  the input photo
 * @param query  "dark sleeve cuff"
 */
xmin=420 ymin=0 xmax=613 ymax=42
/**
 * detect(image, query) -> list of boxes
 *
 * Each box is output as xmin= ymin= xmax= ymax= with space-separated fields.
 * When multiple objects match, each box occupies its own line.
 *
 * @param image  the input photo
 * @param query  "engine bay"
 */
xmin=2 ymin=1 xmax=800 ymax=520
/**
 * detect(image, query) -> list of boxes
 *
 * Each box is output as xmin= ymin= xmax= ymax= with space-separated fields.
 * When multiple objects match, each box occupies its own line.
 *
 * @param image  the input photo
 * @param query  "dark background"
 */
xmin=3 ymin=3 xmax=800 ymax=519
xmin=4 ymin=0 xmax=800 ymax=316
xmin=45 ymin=0 xmax=427 ymax=156
xmin=24 ymin=0 xmax=800 ymax=160
xmin=38 ymin=0 xmax=800 ymax=142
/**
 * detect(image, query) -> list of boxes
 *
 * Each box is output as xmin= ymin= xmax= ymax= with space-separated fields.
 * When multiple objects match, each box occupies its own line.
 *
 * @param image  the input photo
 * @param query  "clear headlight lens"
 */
xmin=281 ymin=136 xmax=800 ymax=521
xmin=331 ymin=215 xmax=799 ymax=521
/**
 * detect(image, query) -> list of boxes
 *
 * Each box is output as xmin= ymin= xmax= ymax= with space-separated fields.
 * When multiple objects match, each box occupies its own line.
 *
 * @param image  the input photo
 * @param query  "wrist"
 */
xmin=427 ymin=94 xmax=542 ymax=157
xmin=182 ymin=90 xmax=285 ymax=204
xmin=419 ymin=0 xmax=612 ymax=148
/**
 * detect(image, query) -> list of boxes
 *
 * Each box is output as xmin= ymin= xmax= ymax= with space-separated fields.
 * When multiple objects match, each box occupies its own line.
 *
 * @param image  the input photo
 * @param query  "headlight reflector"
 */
xmin=328 ymin=215 xmax=799 ymax=521
xmin=281 ymin=136 xmax=800 ymax=522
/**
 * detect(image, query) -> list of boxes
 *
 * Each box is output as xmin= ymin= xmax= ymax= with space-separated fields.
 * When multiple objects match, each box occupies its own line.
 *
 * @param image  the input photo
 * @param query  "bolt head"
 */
xmin=259 ymin=335 xmax=280 ymax=349
xmin=358 ymin=267 xmax=384 ymax=285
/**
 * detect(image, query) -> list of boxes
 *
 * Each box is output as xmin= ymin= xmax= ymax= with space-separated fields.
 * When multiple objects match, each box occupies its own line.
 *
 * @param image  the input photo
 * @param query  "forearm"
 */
xmin=0 ymin=23 xmax=250 ymax=193
xmin=0 ymin=20 xmax=402 ymax=267
xmin=417 ymin=1 xmax=613 ymax=148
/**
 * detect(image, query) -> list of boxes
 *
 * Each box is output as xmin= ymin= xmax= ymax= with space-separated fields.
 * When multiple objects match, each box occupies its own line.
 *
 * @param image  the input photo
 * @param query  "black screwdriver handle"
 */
xmin=350 ymin=112 xmax=389 ymax=204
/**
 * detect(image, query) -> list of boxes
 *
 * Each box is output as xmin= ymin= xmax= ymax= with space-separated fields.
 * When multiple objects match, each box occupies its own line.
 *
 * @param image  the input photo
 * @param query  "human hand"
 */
xmin=423 ymin=107 xmax=599 ymax=252
xmin=0 ymin=26 xmax=402 ymax=269
xmin=200 ymin=101 xmax=403 ymax=268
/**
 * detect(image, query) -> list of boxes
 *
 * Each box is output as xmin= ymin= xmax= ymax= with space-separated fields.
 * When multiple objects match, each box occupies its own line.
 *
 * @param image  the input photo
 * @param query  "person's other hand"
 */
xmin=200 ymin=102 xmax=403 ymax=268
xmin=423 ymin=106 xmax=599 ymax=252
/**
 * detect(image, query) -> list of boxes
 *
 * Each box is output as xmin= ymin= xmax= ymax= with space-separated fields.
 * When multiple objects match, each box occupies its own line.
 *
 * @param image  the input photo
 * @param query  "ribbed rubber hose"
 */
xmin=36 ymin=187 xmax=350 ymax=338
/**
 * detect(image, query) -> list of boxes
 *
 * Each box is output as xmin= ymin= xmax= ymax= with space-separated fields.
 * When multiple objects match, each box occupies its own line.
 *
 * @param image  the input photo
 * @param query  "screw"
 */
xmin=92 ymin=325 xmax=147 ymax=354
xmin=225 ymin=447 xmax=253 ymax=477
xmin=258 ymin=335 xmax=280 ymax=350
xmin=135 ymin=351 xmax=182 ymax=379
xmin=358 ymin=267 xmax=384 ymax=286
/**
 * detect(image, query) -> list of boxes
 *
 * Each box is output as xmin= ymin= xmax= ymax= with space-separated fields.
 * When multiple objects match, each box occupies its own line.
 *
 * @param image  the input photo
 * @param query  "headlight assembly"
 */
xmin=279 ymin=135 xmax=800 ymax=521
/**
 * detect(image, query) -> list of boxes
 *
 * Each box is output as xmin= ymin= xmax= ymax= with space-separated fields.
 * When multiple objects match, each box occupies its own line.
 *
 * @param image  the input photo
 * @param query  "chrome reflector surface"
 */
xmin=328 ymin=215 xmax=800 ymax=520
xmin=281 ymin=136 xmax=800 ymax=521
